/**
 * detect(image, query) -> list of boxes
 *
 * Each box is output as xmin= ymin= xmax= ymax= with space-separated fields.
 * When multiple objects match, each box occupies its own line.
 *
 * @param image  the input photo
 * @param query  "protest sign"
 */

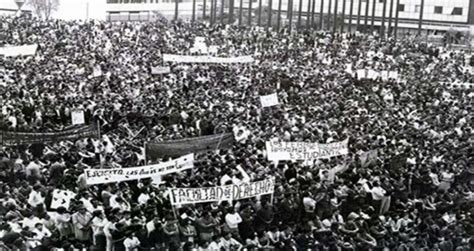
xmin=360 ymin=149 xmax=378 ymax=167
xmin=260 ymin=93 xmax=279 ymax=107
xmin=356 ymin=69 xmax=366 ymax=80
xmin=169 ymin=177 xmax=275 ymax=205
xmin=71 ymin=110 xmax=85 ymax=125
xmin=146 ymin=133 xmax=235 ymax=159
xmin=0 ymin=125 xmax=98 ymax=146
xmin=163 ymin=54 xmax=254 ymax=64
xmin=151 ymin=66 xmax=171 ymax=75
xmin=0 ymin=44 xmax=38 ymax=57
xmin=50 ymin=189 xmax=77 ymax=209
xmin=84 ymin=153 xmax=194 ymax=185
xmin=266 ymin=139 xmax=349 ymax=161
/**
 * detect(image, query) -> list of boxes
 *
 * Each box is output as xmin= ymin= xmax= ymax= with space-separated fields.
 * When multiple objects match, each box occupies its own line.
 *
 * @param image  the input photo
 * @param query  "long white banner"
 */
xmin=84 ymin=154 xmax=194 ymax=185
xmin=163 ymin=54 xmax=254 ymax=64
xmin=266 ymin=139 xmax=349 ymax=160
xmin=169 ymin=177 xmax=275 ymax=205
xmin=0 ymin=44 xmax=38 ymax=57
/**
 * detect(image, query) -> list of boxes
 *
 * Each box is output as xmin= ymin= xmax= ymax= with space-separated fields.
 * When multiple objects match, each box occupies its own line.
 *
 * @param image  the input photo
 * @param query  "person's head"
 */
xmin=34 ymin=223 xmax=43 ymax=231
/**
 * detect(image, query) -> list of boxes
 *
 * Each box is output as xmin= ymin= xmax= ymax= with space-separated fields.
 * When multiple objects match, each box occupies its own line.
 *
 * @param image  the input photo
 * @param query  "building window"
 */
xmin=414 ymin=5 xmax=420 ymax=13
xmin=434 ymin=6 xmax=442 ymax=14
xmin=398 ymin=4 xmax=405 ymax=12
xmin=451 ymin=7 xmax=463 ymax=15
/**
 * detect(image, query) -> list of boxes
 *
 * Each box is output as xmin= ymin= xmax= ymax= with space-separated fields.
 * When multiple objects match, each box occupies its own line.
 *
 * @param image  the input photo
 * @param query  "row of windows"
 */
xmin=399 ymin=4 xmax=463 ymax=16
xmin=106 ymin=0 xmax=464 ymax=16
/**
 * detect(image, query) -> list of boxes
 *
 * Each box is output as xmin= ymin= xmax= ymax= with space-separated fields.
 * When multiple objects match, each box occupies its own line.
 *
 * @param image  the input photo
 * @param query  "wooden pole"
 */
xmin=306 ymin=0 xmax=311 ymax=28
xmin=356 ymin=0 xmax=362 ymax=31
xmin=380 ymin=0 xmax=387 ymax=36
xmin=174 ymin=0 xmax=179 ymax=21
xmin=239 ymin=0 xmax=243 ymax=25
xmin=388 ymin=0 xmax=394 ymax=36
xmin=229 ymin=0 xmax=235 ymax=24
xmin=267 ymin=0 xmax=273 ymax=30
xmin=348 ymin=0 xmax=354 ymax=33
xmin=418 ymin=0 xmax=424 ymax=35
xmin=327 ymin=0 xmax=332 ymax=31
xmin=333 ymin=0 xmax=338 ymax=34
xmin=297 ymin=0 xmax=303 ymax=29
xmin=288 ymin=0 xmax=293 ymax=33
xmin=370 ymin=0 xmax=376 ymax=30
xmin=394 ymin=0 xmax=399 ymax=39
xmin=311 ymin=0 xmax=316 ymax=28
xmin=192 ymin=0 xmax=196 ymax=22
xmin=220 ymin=0 xmax=224 ymax=24
xmin=364 ymin=0 xmax=369 ymax=29
xmin=340 ymin=0 xmax=346 ymax=33
xmin=277 ymin=0 xmax=282 ymax=31
xmin=319 ymin=0 xmax=324 ymax=30
xmin=210 ymin=0 xmax=215 ymax=25
xmin=203 ymin=0 xmax=207 ymax=21
xmin=249 ymin=0 xmax=253 ymax=26
xmin=258 ymin=0 xmax=263 ymax=26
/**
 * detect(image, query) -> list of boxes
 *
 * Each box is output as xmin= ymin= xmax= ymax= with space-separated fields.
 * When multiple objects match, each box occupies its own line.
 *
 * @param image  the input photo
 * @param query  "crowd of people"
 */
xmin=0 ymin=14 xmax=473 ymax=251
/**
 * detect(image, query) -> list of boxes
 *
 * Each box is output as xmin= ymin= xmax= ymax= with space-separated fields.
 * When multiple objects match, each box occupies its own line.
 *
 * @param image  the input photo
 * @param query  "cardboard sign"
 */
xmin=71 ymin=110 xmax=85 ymax=125
xmin=260 ymin=93 xmax=280 ymax=107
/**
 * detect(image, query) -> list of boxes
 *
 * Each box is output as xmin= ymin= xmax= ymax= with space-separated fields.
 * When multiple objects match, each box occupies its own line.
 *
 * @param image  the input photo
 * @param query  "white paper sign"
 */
xmin=260 ymin=93 xmax=280 ymax=107
xmin=151 ymin=66 xmax=171 ymax=75
xmin=266 ymin=139 xmax=349 ymax=161
xmin=71 ymin=110 xmax=85 ymax=125
xmin=50 ymin=189 xmax=77 ymax=209
xmin=84 ymin=154 xmax=194 ymax=185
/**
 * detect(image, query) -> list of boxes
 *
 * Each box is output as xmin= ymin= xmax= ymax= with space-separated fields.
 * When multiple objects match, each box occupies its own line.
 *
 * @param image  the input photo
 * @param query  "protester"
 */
xmin=0 ymin=14 xmax=473 ymax=250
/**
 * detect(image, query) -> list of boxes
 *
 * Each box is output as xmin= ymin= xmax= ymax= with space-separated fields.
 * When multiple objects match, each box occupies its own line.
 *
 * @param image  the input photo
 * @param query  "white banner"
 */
xmin=0 ymin=44 xmax=38 ymax=57
xmin=163 ymin=54 xmax=254 ymax=64
xmin=356 ymin=69 xmax=399 ymax=81
xmin=151 ymin=66 xmax=171 ymax=75
xmin=71 ymin=110 xmax=85 ymax=125
xmin=50 ymin=189 xmax=76 ymax=209
xmin=169 ymin=177 xmax=275 ymax=206
xmin=266 ymin=139 xmax=349 ymax=160
xmin=260 ymin=93 xmax=279 ymax=107
xmin=84 ymin=154 xmax=194 ymax=185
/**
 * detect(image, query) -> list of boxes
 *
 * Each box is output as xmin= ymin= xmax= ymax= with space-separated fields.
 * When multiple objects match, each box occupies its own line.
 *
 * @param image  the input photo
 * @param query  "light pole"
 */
xmin=14 ymin=0 xmax=25 ymax=16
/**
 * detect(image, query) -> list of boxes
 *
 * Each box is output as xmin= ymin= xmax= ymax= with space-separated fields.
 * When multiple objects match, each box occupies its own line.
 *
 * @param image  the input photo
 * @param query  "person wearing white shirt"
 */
xmin=370 ymin=181 xmax=386 ymax=214
xmin=27 ymin=185 xmax=45 ymax=208
xmin=104 ymin=220 xmax=117 ymax=251
xmin=91 ymin=210 xmax=107 ymax=249
xmin=137 ymin=192 xmax=150 ymax=206
xmin=219 ymin=232 xmax=242 ymax=251
xmin=123 ymin=233 xmax=140 ymax=251
xmin=225 ymin=208 xmax=242 ymax=236
xmin=22 ymin=213 xmax=42 ymax=230
xmin=31 ymin=223 xmax=51 ymax=248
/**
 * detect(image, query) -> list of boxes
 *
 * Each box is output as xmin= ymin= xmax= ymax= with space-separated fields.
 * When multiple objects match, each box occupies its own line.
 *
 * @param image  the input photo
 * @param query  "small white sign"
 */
xmin=71 ymin=110 xmax=85 ymax=125
xmin=260 ymin=93 xmax=280 ymax=107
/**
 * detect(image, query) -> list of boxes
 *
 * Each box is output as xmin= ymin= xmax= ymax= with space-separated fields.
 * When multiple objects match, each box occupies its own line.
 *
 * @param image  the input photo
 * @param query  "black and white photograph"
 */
xmin=0 ymin=0 xmax=473 ymax=250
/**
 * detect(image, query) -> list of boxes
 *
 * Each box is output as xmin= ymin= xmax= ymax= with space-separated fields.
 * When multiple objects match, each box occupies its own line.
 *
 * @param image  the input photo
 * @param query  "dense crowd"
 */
xmin=0 ymin=15 xmax=473 ymax=251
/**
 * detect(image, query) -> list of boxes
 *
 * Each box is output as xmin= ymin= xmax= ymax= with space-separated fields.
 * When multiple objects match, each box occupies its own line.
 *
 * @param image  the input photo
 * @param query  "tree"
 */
xmin=28 ymin=0 xmax=59 ymax=20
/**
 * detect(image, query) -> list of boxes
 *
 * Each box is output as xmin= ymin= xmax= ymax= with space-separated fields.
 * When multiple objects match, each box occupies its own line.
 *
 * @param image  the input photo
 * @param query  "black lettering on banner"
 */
xmin=177 ymin=189 xmax=186 ymax=203
xmin=209 ymin=187 xmax=217 ymax=200
xmin=243 ymin=183 xmax=251 ymax=198
xmin=192 ymin=189 xmax=202 ymax=201
xmin=201 ymin=188 xmax=209 ymax=201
